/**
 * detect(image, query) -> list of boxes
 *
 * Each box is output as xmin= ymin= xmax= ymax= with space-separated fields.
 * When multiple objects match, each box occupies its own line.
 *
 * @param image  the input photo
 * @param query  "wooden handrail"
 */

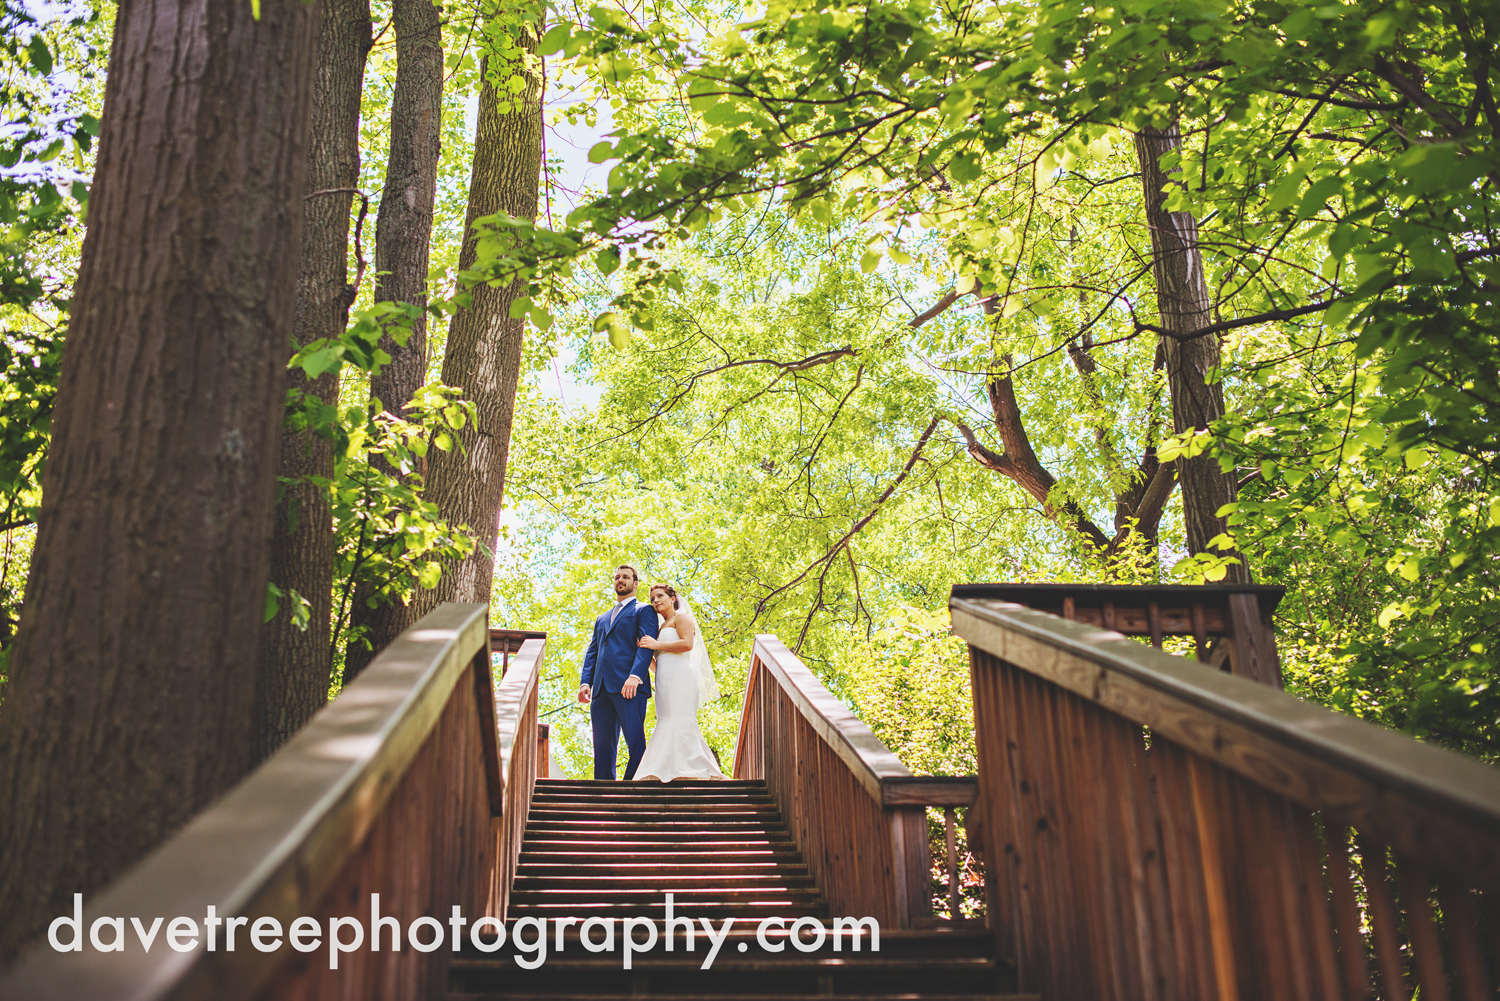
xmin=953 ymin=597 xmax=1500 ymax=887
xmin=953 ymin=581 xmax=1287 ymax=685
xmin=492 ymin=637 xmax=545 ymax=920
xmin=953 ymin=593 xmax=1500 ymax=1000
xmin=0 ymin=603 xmax=494 ymax=1000
xmin=733 ymin=634 xmax=915 ymax=793
xmin=734 ymin=634 xmax=981 ymax=928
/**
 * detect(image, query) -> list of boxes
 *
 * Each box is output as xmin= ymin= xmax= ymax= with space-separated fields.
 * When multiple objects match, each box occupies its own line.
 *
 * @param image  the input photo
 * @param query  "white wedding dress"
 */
xmin=635 ymin=624 xmax=726 ymax=782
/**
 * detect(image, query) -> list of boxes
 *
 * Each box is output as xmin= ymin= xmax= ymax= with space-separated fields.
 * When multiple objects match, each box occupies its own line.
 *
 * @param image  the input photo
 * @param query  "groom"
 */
xmin=577 ymin=564 xmax=659 ymax=779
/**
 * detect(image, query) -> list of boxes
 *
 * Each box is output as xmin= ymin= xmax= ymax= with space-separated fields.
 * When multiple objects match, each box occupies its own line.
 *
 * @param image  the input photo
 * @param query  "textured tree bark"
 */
xmin=369 ymin=0 xmax=443 ymax=420
xmin=342 ymin=0 xmax=446 ymax=684
xmin=0 ymin=0 xmax=316 ymax=961
xmin=253 ymin=0 xmax=373 ymax=764
xmin=1134 ymin=124 xmax=1251 ymax=582
xmin=409 ymin=46 xmax=544 ymax=618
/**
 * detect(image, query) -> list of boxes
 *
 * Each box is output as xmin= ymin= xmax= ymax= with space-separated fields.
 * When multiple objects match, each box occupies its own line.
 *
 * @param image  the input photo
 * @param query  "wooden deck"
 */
xmin=2 ymin=583 xmax=1497 ymax=1000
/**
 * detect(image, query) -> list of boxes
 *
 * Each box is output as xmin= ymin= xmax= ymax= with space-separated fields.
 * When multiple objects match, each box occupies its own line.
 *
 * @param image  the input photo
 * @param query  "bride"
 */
xmin=633 ymin=583 xmax=726 ymax=781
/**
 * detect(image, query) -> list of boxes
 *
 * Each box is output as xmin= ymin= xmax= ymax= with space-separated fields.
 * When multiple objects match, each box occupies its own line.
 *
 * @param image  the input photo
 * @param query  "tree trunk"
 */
xmin=369 ymin=0 xmax=443 ymax=418
xmin=342 ymin=0 xmax=446 ymax=684
xmin=0 ymin=0 xmax=316 ymax=961
xmin=253 ymin=0 xmax=372 ymax=763
xmin=410 ymin=46 xmax=544 ymax=617
xmin=1134 ymin=124 xmax=1251 ymax=582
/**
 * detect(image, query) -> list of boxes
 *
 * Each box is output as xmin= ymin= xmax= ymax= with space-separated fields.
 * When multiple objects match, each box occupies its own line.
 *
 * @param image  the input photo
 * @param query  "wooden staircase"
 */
xmin=445 ymin=778 xmax=1028 ymax=1000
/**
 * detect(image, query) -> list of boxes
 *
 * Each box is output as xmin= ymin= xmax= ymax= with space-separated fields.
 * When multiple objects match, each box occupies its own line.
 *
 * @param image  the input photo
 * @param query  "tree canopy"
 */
xmin=1 ymin=0 xmax=1496 ymax=787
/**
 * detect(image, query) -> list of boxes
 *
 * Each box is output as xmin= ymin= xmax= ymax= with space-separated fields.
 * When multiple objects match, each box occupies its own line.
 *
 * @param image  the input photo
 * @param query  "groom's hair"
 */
xmin=648 ymin=583 xmax=680 ymax=609
xmin=616 ymin=564 xmax=639 ymax=582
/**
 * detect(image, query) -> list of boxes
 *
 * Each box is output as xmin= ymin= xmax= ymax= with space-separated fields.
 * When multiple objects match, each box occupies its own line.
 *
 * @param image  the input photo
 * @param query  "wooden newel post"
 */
xmin=536 ymin=723 xmax=550 ymax=778
xmin=1223 ymin=591 xmax=1282 ymax=687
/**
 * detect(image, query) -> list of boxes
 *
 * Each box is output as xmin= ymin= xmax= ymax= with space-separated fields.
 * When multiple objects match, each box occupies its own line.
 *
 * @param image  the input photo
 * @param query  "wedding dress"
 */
xmin=634 ymin=620 xmax=726 ymax=782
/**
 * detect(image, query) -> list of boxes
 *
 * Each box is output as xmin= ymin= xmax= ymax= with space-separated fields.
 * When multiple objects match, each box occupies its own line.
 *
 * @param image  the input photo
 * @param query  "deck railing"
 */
xmin=733 ymin=634 xmax=978 ymax=929
xmin=492 ymin=630 xmax=545 ymax=921
xmin=0 ymin=604 xmax=546 ymax=1001
xmin=952 ymin=593 xmax=1500 ymax=1001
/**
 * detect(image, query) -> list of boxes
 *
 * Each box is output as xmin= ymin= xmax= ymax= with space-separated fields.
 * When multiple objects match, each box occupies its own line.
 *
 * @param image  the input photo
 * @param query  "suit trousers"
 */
xmin=590 ymin=688 xmax=649 ymax=780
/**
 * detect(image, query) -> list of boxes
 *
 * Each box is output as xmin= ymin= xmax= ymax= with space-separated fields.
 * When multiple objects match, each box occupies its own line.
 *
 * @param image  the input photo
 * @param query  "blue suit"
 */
xmin=581 ymin=598 xmax=658 ymax=780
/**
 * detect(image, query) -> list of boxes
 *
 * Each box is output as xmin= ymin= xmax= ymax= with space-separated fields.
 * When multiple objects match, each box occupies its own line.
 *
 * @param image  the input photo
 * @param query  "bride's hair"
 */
xmin=648 ymin=583 xmax=680 ymax=609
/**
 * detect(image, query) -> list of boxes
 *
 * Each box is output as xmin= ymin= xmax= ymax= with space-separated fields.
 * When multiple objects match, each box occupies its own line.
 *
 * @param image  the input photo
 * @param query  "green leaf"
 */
xmin=949 ymin=152 xmax=982 ymax=184
xmin=418 ymin=561 xmax=443 ymax=589
xmin=538 ymin=23 xmax=571 ymax=56
xmin=1266 ymin=169 xmax=1307 ymax=212
xmin=594 ymin=311 xmax=630 ymax=348
xmin=299 ymin=346 xmax=343 ymax=378
xmin=588 ymin=141 xmax=615 ymax=164
xmin=596 ymin=246 xmax=621 ymax=275
xmin=27 ymin=36 xmax=52 ymax=75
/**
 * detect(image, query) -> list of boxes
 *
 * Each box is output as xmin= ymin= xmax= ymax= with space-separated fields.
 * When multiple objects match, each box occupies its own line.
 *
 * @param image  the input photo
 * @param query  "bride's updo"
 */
xmin=648 ymin=583 xmax=680 ymax=609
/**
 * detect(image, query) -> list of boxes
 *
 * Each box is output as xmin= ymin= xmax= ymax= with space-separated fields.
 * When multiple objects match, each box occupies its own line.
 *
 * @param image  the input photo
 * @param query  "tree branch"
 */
xmin=751 ymin=416 xmax=941 ymax=624
xmin=1135 ymin=297 xmax=1339 ymax=342
xmin=1371 ymin=57 xmax=1465 ymax=136
xmin=941 ymin=365 xmax=1113 ymax=552
xmin=908 ymin=287 xmax=967 ymax=328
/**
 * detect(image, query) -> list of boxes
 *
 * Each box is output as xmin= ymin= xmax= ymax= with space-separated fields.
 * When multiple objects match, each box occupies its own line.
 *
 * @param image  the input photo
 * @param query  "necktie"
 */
xmin=609 ymin=601 xmax=627 ymax=628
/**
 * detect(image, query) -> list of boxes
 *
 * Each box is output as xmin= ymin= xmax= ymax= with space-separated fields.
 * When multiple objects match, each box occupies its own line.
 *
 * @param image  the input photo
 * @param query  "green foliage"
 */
xmin=478 ymin=0 xmax=1500 ymax=759
xmin=842 ymin=606 xmax=974 ymax=776
xmin=0 ymin=2 xmax=101 ymax=531
xmin=325 ymin=385 xmax=479 ymax=665
xmin=277 ymin=297 xmax=480 ymax=672
xmin=0 ymin=1 xmax=107 ymax=686
xmin=839 ymin=606 xmax=985 ymax=917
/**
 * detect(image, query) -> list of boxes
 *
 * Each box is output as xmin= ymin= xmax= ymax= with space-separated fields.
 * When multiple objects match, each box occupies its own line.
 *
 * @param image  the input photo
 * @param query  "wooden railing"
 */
xmin=492 ymin=631 xmax=545 ymax=922
xmin=0 ymin=604 xmax=547 ymax=1001
xmin=952 ymin=593 xmax=1500 ymax=1001
xmin=733 ymin=634 xmax=978 ymax=929
xmin=491 ymin=627 xmax=546 ymax=674
xmin=953 ymin=582 xmax=1286 ymax=686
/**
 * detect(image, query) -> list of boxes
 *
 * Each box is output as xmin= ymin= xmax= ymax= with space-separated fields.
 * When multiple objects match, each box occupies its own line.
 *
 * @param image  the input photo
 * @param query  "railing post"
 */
xmin=889 ymin=806 xmax=929 ymax=929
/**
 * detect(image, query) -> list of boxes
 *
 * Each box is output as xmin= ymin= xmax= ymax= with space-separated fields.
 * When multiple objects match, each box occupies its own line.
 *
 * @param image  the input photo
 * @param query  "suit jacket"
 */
xmin=580 ymin=598 xmax=658 ymax=696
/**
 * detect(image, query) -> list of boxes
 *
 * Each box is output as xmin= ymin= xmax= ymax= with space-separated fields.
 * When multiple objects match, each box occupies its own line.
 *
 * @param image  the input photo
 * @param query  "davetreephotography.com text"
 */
xmin=47 ymin=893 xmax=880 ymax=970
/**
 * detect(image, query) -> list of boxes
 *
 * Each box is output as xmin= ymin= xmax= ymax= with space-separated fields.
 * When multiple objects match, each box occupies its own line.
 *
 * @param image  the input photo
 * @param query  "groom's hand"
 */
xmin=577 ymin=684 xmax=591 ymax=704
xmin=622 ymin=675 xmax=641 ymax=699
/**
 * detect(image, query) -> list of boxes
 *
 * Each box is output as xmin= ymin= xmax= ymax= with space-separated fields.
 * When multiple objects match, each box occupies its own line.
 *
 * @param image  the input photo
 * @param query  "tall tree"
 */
xmin=0 ymin=0 xmax=317 ymax=959
xmin=406 ymin=35 xmax=545 ymax=622
xmin=343 ymin=0 xmax=445 ymax=682
xmin=1134 ymin=125 xmax=1249 ymax=582
xmin=254 ymin=0 xmax=374 ymax=761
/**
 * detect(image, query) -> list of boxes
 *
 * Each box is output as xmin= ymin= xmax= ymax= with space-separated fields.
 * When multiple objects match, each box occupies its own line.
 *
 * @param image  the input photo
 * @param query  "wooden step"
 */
xmin=528 ymin=804 xmax=780 ymax=816
xmin=525 ymin=822 xmax=789 ymax=835
xmin=532 ymin=790 xmax=774 ymax=801
xmin=513 ymin=894 xmax=822 ymax=912
xmin=447 ymin=994 xmax=1034 ymax=1001
xmin=535 ymin=779 xmax=765 ymax=788
xmin=465 ymin=924 xmax=992 ymax=957
xmin=516 ymin=863 xmax=813 ymax=879
xmin=507 ymin=902 xmax=830 ymax=918
xmin=519 ymin=852 xmax=804 ymax=864
xmin=522 ymin=828 xmax=798 ymax=846
xmin=513 ymin=874 xmax=818 ymax=890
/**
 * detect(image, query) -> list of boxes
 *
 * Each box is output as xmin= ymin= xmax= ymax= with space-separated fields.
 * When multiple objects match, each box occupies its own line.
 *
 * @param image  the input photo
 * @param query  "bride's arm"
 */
xmin=639 ymin=613 xmax=695 ymax=652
